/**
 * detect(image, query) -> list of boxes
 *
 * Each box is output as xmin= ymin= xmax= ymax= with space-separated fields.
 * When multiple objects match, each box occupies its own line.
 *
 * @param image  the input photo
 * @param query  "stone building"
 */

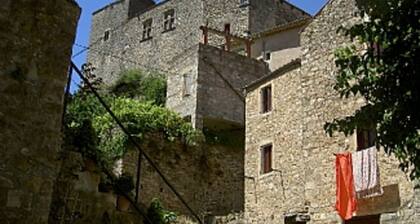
xmin=84 ymin=1 xmax=316 ymax=223
xmin=87 ymin=0 xmax=310 ymax=129
xmin=0 ymin=0 xmax=80 ymax=223
xmin=244 ymin=0 xmax=420 ymax=223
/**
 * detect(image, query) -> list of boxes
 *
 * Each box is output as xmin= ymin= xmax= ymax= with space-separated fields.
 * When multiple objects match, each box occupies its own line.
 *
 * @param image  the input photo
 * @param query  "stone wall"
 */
xmin=88 ymin=0 xmax=204 ymax=85
xmin=244 ymin=61 xmax=305 ymax=224
xmin=197 ymin=44 xmax=269 ymax=127
xmin=0 ymin=0 xmax=80 ymax=223
xmin=300 ymin=0 xmax=419 ymax=223
xmin=87 ymin=0 xmax=307 ymax=85
xmin=244 ymin=0 xmax=420 ymax=223
xmin=49 ymin=151 xmax=143 ymax=224
xmin=122 ymin=134 xmax=244 ymax=220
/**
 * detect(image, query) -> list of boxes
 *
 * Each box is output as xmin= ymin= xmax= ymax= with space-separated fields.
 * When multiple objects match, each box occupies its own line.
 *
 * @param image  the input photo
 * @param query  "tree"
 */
xmin=325 ymin=0 xmax=420 ymax=179
xmin=110 ymin=69 xmax=167 ymax=106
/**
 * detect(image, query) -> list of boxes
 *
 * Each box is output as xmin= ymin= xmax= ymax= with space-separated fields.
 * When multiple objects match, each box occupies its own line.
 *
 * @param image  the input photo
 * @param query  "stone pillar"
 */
xmin=0 ymin=0 xmax=80 ymax=223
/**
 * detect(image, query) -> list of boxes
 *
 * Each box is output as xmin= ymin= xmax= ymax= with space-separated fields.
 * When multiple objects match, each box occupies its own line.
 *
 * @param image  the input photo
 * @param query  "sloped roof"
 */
xmin=244 ymin=59 xmax=301 ymax=92
xmin=252 ymin=17 xmax=312 ymax=39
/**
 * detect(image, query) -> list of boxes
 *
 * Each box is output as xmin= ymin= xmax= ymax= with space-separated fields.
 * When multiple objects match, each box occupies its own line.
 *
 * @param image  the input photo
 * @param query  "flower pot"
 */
xmin=117 ymin=195 xmax=131 ymax=211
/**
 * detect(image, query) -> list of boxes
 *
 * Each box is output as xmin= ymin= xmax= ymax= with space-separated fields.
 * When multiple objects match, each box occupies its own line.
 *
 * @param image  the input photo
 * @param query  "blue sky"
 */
xmin=71 ymin=0 xmax=328 ymax=92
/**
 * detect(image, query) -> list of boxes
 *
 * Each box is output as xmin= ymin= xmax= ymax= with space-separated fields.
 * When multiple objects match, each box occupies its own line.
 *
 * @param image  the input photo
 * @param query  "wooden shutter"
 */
xmin=261 ymin=145 xmax=272 ymax=174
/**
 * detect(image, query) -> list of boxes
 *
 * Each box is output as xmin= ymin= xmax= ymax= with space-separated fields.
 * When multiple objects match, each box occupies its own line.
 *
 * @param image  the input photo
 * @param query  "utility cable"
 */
xmin=71 ymin=61 xmax=204 ymax=224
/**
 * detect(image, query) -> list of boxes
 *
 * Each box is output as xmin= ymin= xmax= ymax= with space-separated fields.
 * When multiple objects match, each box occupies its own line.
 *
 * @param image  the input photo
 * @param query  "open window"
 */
xmin=263 ymin=51 xmax=271 ymax=61
xmin=260 ymin=85 xmax=272 ymax=114
xmin=103 ymin=29 xmax=110 ymax=42
xmin=357 ymin=129 xmax=376 ymax=151
xmin=142 ymin=19 xmax=153 ymax=41
xmin=261 ymin=144 xmax=273 ymax=174
xmin=163 ymin=9 xmax=175 ymax=32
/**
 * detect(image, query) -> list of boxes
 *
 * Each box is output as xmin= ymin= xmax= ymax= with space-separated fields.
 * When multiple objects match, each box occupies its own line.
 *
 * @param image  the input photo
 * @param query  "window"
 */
xmin=224 ymin=23 xmax=231 ymax=33
xmin=103 ymin=29 xmax=110 ymax=42
xmin=357 ymin=129 xmax=376 ymax=151
xmin=163 ymin=9 xmax=175 ymax=31
xmin=183 ymin=73 xmax=193 ymax=96
xmin=260 ymin=85 xmax=272 ymax=113
xmin=239 ymin=0 xmax=250 ymax=7
xmin=263 ymin=51 xmax=271 ymax=61
xmin=142 ymin=19 xmax=153 ymax=40
xmin=261 ymin=144 xmax=273 ymax=174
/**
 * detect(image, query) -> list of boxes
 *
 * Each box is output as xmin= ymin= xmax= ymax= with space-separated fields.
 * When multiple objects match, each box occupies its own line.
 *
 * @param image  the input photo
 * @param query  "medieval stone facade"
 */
xmin=0 ymin=0 xmax=80 ymax=223
xmin=87 ymin=0 xmax=309 ymax=129
xmin=244 ymin=0 xmax=420 ymax=223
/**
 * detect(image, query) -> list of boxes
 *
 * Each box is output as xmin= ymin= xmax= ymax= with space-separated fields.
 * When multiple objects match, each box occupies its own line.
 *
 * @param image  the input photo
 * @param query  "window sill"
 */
xmin=260 ymin=111 xmax=273 ymax=117
xmin=259 ymin=171 xmax=275 ymax=180
xmin=140 ymin=37 xmax=153 ymax=43
xmin=162 ymin=27 xmax=176 ymax=33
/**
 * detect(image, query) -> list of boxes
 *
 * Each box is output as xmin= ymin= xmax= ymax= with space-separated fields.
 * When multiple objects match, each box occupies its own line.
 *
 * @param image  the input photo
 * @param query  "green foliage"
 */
xmin=145 ymin=199 xmax=177 ymax=224
xmin=203 ymin=128 xmax=244 ymax=148
xmin=64 ymin=93 xmax=201 ymax=168
xmin=64 ymin=94 xmax=108 ymax=161
xmin=114 ymin=173 xmax=135 ymax=195
xmin=326 ymin=0 xmax=420 ymax=178
xmin=93 ymin=98 xmax=202 ymax=165
xmin=110 ymin=69 xmax=167 ymax=106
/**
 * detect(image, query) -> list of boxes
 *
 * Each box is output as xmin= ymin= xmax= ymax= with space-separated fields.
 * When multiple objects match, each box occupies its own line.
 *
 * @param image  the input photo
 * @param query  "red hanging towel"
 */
xmin=335 ymin=153 xmax=357 ymax=220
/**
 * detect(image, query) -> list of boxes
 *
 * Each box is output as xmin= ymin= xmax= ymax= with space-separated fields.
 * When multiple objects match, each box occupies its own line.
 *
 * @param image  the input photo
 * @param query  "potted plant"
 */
xmin=114 ymin=173 xmax=135 ymax=211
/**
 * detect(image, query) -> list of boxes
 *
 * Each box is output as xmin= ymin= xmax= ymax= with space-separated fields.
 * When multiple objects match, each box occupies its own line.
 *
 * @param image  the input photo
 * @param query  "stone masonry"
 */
xmin=244 ymin=0 xmax=420 ymax=223
xmin=0 ymin=0 xmax=80 ymax=223
xmin=122 ymin=134 xmax=245 ymax=218
xmin=166 ymin=43 xmax=269 ymax=128
xmin=88 ymin=0 xmax=309 ymax=84
xmin=87 ymin=0 xmax=309 ymax=127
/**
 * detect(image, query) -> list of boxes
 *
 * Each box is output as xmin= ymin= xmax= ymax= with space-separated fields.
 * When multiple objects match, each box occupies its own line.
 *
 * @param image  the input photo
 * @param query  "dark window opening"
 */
xmin=164 ymin=9 xmax=175 ymax=31
xmin=345 ymin=215 xmax=380 ymax=224
xmin=264 ymin=51 xmax=271 ymax=61
xmin=261 ymin=144 xmax=273 ymax=174
xmin=224 ymin=23 xmax=231 ymax=33
xmin=260 ymin=85 xmax=272 ymax=113
xmin=142 ymin=19 xmax=153 ymax=41
xmin=357 ymin=129 xmax=376 ymax=151
xmin=103 ymin=30 xmax=110 ymax=42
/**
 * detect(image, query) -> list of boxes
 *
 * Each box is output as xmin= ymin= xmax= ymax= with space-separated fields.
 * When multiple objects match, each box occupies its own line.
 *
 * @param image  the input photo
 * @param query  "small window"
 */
xmin=260 ymin=85 xmax=272 ymax=113
xmin=163 ymin=9 xmax=175 ymax=31
xmin=239 ymin=0 xmax=250 ymax=7
xmin=103 ymin=29 xmax=110 ymax=42
xmin=183 ymin=73 xmax=193 ymax=96
xmin=264 ymin=51 xmax=271 ymax=61
xmin=357 ymin=129 xmax=376 ymax=151
xmin=224 ymin=23 xmax=231 ymax=33
xmin=261 ymin=144 xmax=273 ymax=174
xmin=142 ymin=19 xmax=153 ymax=40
